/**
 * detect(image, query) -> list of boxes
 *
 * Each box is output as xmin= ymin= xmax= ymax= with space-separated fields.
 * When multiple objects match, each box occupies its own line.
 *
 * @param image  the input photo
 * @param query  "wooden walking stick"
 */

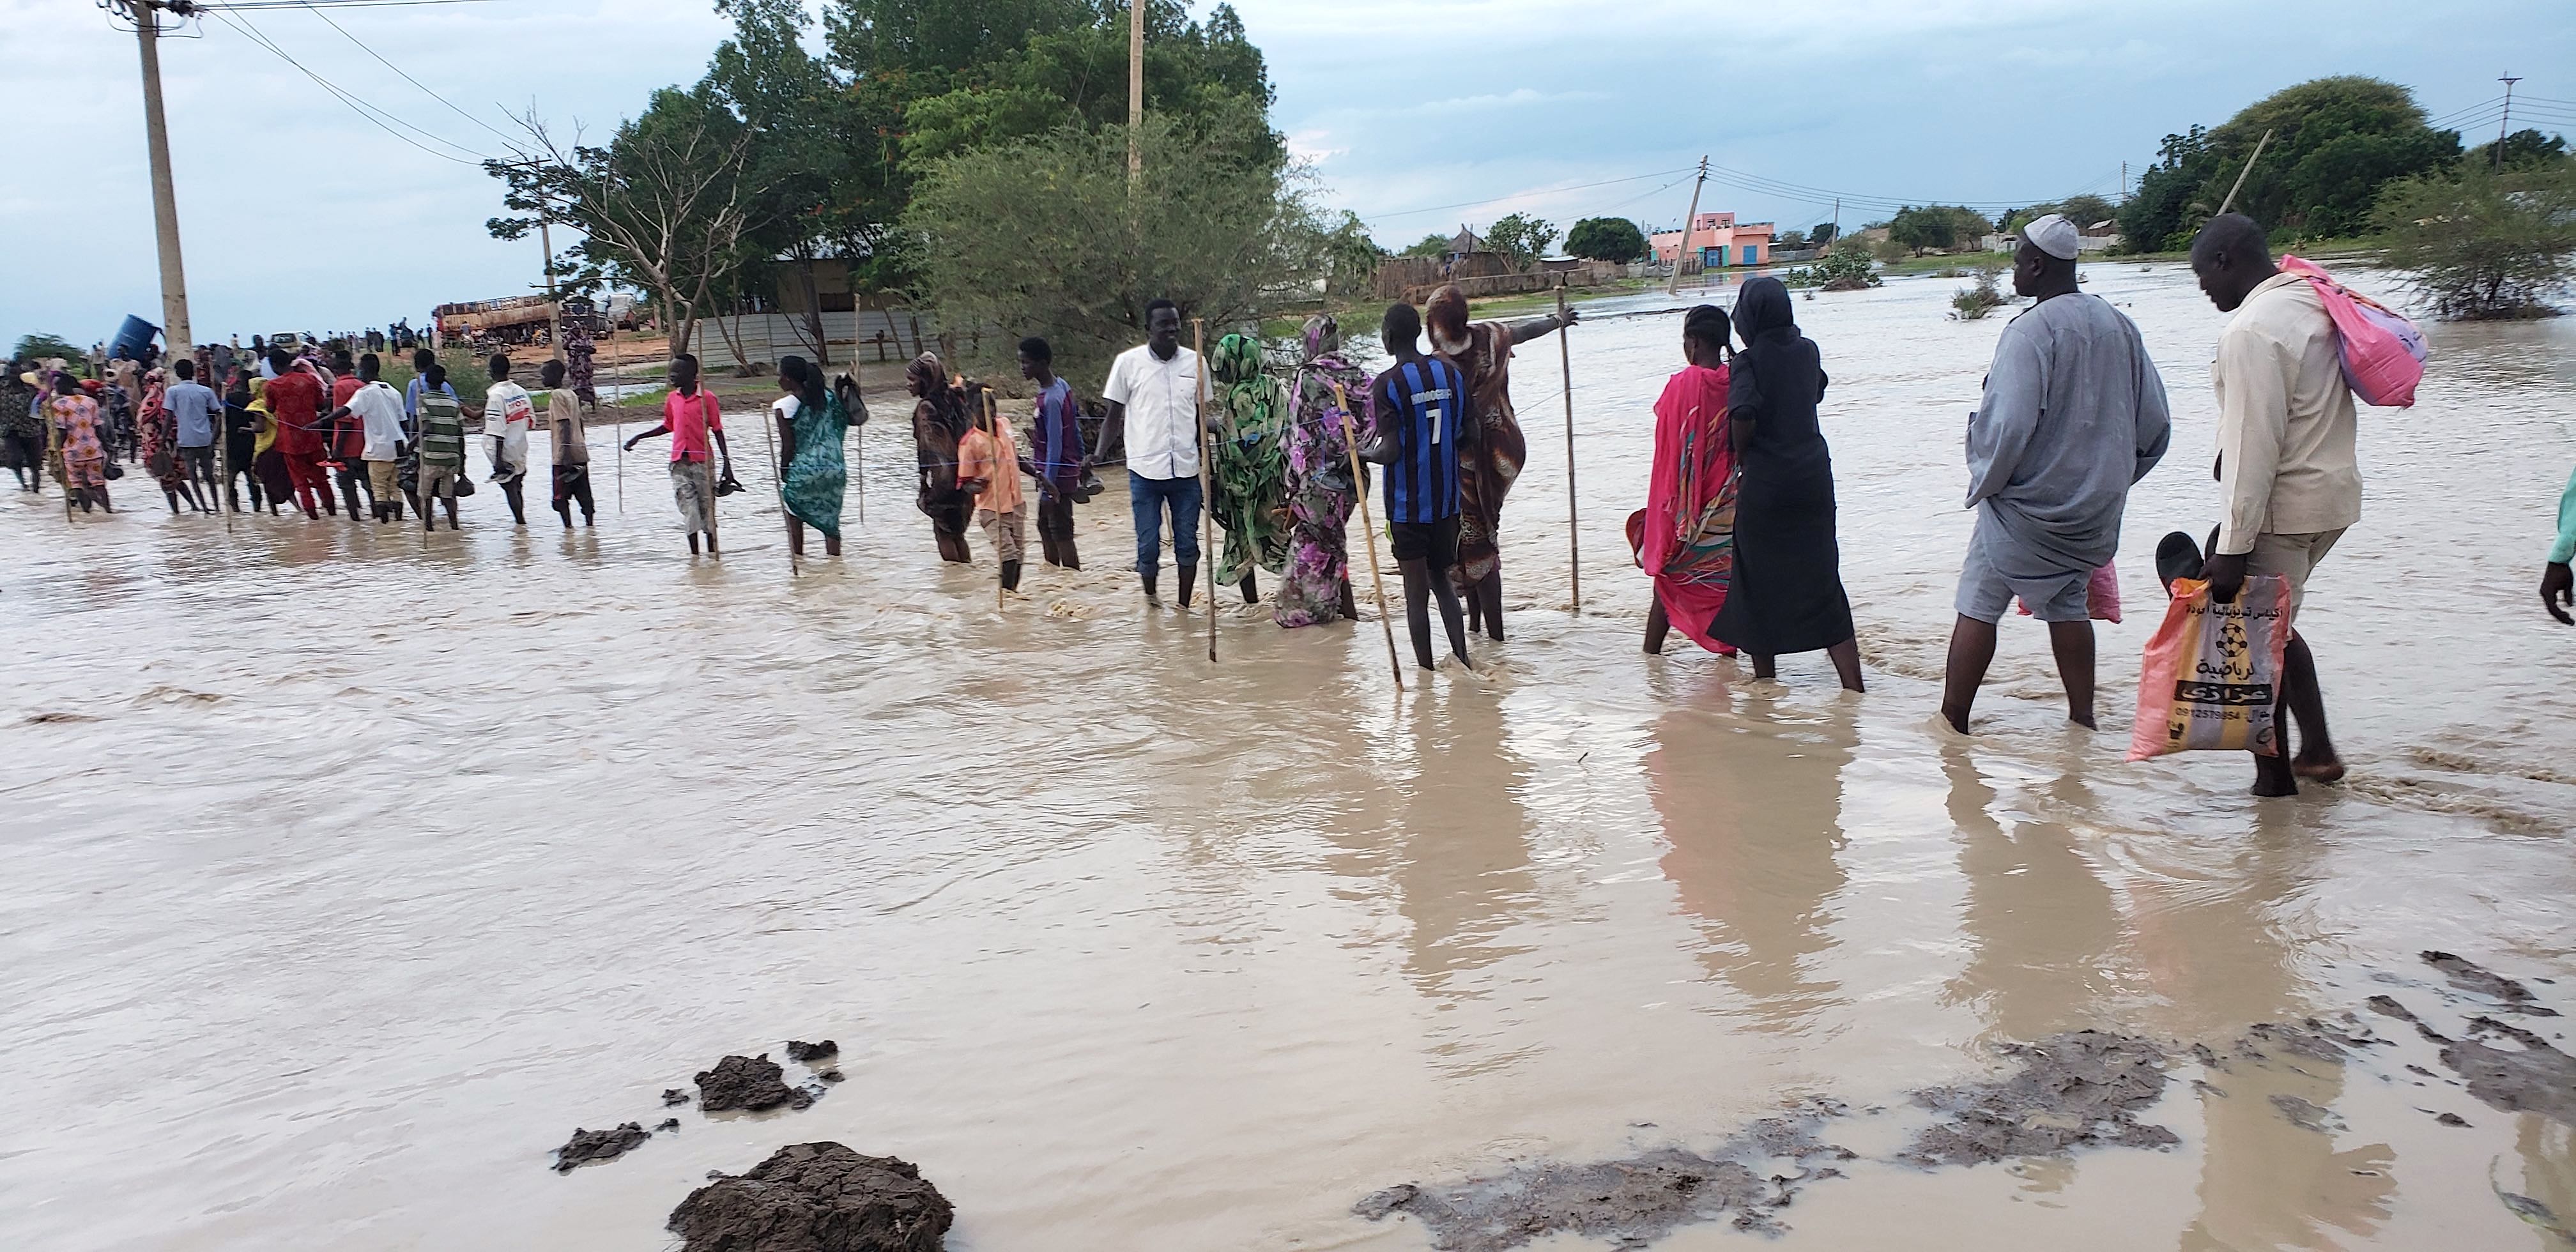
xmin=1555 ymin=280 xmax=1582 ymax=613
xmin=986 ymin=389 xmax=1006 ymax=612
xmin=1331 ymin=382 xmax=1402 ymax=692
xmin=761 ymin=390 xmax=799 ymax=579
xmin=1192 ymin=318 xmax=1216 ymax=662
xmin=613 ymin=397 xmax=624 ymax=514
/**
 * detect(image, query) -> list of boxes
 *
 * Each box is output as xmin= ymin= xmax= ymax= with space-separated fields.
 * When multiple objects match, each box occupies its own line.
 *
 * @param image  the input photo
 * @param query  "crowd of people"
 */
xmin=3 ymin=339 xmax=592 ymax=531
xmin=14 ymin=212 xmax=2573 ymax=799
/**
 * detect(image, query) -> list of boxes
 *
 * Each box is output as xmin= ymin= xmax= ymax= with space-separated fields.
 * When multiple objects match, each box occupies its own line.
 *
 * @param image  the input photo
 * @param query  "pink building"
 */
xmin=1650 ymin=211 xmax=1777 ymax=269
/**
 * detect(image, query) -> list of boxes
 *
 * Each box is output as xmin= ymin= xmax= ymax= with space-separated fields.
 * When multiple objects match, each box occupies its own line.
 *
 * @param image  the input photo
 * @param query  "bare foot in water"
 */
xmin=2293 ymin=753 xmax=2347 ymax=784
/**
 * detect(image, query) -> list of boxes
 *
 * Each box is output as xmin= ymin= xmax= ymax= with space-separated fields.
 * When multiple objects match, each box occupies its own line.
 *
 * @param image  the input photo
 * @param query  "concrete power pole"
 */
xmin=1126 ymin=0 xmax=1145 ymax=181
xmin=2495 ymin=74 xmax=2523 ymax=169
xmin=125 ymin=0 xmax=195 ymax=357
xmin=1664 ymin=156 xmax=1709 ymax=298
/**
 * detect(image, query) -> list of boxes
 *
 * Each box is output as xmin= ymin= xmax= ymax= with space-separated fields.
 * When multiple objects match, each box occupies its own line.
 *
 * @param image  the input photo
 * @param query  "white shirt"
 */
xmin=1101 ymin=342 xmax=1202 ymax=480
xmin=2211 ymin=271 xmax=2361 ymax=554
xmin=482 ymin=378 xmax=534 ymax=468
xmin=349 ymin=381 xmax=406 ymax=461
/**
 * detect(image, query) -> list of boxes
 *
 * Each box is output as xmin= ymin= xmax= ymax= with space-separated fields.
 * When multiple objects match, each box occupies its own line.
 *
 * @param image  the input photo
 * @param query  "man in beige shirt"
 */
xmin=2190 ymin=213 xmax=2358 ymax=797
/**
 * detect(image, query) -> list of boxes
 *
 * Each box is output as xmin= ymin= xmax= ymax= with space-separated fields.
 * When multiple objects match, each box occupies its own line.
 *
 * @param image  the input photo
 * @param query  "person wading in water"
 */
xmin=625 ymin=353 xmax=733 ymax=556
xmin=1422 ymin=283 xmax=1577 ymax=644
xmin=1096 ymin=299 xmax=1206 ymax=608
xmin=1361 ymin=302 xmax=1478 ymax=672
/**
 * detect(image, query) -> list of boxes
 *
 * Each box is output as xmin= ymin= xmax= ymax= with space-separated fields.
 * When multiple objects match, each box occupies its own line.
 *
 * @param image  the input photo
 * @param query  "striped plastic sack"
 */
xmin=2127 ymin=574 xmax=2295 ymax=761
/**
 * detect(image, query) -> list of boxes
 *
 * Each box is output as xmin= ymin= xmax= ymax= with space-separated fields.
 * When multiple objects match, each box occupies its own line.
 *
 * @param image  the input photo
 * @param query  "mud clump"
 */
xmin=1902 ymin=1030 xmax=2179 ymax=1166
xmin=664 ymin=1088 xmax=693 ymax=1106
xmin=668 ymin=1142 xmax=953 ymax=1252
xmin=553 ymin=1122 xmax=652 ymax=1172
xmin=1353 ymin=1110 xmax=1850 ymax=1250
xmin=785 ymin=1040 xmax=839 ymax=1063
xmin=2434 ymin=1017 xmax=2576 ymax=1126
xmin=697 ymin=1054 xmax=815 ymax=1113
xmin=2422 ymin=951 xmax=2558 ymax=1016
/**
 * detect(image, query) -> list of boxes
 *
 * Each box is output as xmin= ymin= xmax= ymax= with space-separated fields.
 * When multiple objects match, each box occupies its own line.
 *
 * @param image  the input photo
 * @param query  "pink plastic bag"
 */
xmin=2128 ymin=574 xmax=2295 ymax=761
xmin=2280 ymin=255 xmax=2428 ymax=408
xmin=2016 ymin=561 xmax=2123 ymax=623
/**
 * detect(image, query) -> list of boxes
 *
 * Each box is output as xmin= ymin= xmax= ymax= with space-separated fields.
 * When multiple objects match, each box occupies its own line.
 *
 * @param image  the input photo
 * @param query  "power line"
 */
xmin=293 ymin=0 xmax=519 ymax=146
xmin=192 ymin=0 xmax=513 ymax=10
xmin=1362 ymin=168 xmax=1695 ymax=224
xmin=202 ymin=4 xmax=489 ymax=164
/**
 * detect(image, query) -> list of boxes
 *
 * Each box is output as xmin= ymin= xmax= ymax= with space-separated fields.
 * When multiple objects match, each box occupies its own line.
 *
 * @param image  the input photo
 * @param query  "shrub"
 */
xmin=2373 ymin=160 xmax=2576 ymax=320
xmin=1951 ymin=264 xmax=2009 ymax=319
xmin=1784 ymin=250 xmax=1882 ymax=291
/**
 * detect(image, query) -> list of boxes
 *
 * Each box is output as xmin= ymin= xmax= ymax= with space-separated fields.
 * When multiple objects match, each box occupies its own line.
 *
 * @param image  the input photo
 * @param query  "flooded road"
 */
xmin=5 ymin=263 xmax=2575 ymax=1250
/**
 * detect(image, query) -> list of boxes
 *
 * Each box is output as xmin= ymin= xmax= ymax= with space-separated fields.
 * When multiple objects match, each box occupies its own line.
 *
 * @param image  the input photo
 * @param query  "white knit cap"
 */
xmin=2023 ymin=213 xmax=2080 ymax=261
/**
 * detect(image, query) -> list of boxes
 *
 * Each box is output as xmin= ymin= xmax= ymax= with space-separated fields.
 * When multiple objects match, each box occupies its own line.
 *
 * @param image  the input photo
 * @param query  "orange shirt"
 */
xmin=957 ymin=418 xmax=1023 ymax=514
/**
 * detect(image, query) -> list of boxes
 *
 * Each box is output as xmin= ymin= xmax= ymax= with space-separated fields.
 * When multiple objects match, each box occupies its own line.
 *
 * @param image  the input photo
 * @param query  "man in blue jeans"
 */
xmin=1095 ymin=299 xmax=1206 ymax=607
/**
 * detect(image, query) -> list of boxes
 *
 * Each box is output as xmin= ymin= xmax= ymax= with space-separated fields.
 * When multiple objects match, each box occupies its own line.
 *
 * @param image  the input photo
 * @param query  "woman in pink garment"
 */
xmin=1634 ymin=305 xmax=1739 ymax=656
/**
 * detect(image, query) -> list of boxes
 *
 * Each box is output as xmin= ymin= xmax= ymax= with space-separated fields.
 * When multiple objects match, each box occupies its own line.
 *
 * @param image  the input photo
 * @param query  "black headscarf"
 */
xmin=1731 ymin=276 xmax=1797 ymax=348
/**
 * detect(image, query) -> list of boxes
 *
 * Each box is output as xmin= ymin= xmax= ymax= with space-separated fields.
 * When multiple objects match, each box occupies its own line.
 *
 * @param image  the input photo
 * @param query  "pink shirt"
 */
xmin=663 ymin=388 xmax=724 ymax=462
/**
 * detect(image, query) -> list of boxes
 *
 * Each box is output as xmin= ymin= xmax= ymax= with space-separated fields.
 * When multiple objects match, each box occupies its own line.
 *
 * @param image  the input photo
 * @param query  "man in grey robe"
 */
xmin=1941 ymin=214 xmax=2171 ymax=733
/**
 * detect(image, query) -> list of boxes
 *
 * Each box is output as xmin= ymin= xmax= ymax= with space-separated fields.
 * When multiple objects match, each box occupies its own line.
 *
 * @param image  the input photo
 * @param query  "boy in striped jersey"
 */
xmin=1361 ymin=302 xmax=1478 ymax=671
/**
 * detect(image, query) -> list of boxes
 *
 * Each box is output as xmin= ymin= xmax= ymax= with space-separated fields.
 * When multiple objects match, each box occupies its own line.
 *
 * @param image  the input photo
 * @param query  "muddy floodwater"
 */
xmin=6 ymin=263 xmax=2576 ymax=1251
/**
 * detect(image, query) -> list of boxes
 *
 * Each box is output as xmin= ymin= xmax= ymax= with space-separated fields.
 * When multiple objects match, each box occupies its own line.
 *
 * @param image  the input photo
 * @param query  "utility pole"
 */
xmin=539 ymin=213 xmax=560 ymax=357
xmin=1830 ymin=196 xmax=1841 ymax=245
xmin=1126 ymin=0 xmax=1145 ymax=181
xmin=1664 ymin=156 xmax=1708 ymax=298
xmin=2120 ymin=161 xmax=2128 ymax=201
xmin=122 ymin=0 xmax=195 ymax=358
xmin=2495 ymin=73 xmax=2523 ymax=169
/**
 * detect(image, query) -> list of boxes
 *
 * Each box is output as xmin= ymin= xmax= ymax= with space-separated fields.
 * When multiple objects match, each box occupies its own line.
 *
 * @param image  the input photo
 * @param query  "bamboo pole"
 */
xmin=2216 ymin=128 xmax=2273 ymax=218
xmin=614 ymin=396 xmax=624 ymax=514
xmin=1332 ymin=382 xmax=1401 ymax=692
xmin=988 ymin=389 xmax=1005 ymax=613
xmin=1554 ymin=280 xmax=1581 ymax=613
xmin=1192 ymin=319 xmax=1216 ymax=662
xmin=762 ymin=387 xmax=799 ymax=579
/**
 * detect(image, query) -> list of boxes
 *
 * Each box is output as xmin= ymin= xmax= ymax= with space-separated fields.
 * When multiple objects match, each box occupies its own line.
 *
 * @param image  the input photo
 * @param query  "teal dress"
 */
xmin=780 ymin=392 xmax=850 ymax=537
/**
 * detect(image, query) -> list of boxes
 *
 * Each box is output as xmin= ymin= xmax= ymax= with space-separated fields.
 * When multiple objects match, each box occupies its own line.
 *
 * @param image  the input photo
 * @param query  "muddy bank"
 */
xmin=669 ymin=1142 xmax=953 ymax=1252
xmin=553 ymin=1123 xmax=650 ymax=1173
xmin=1901 ymin=1030 xmax=2177 ymax=1166
xmin=1354 ymin=1106 xmax=1851 ymax=1252
xmin=2421 ymin=950 xmax=2556 ymax=1015
xmin=697 ymin=1055 xmax=816 ymax=1113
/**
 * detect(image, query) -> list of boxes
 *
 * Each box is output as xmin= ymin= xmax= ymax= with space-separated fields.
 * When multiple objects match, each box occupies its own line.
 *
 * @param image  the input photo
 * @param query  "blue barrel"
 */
xmin=110 ymin=314 xmax=161 ymax=360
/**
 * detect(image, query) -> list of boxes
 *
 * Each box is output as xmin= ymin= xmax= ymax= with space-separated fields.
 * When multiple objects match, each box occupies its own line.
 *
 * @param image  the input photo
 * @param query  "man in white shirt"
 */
xmin=330 ymin=354 xmax=410 ymax=524
xmin=2189 ymin=213 xmax=2359 ymax=797
xmin=1096 ymin=298 xmax=1207 ymax=607
xmin=480 ymin=353 xmax=535 ymax=526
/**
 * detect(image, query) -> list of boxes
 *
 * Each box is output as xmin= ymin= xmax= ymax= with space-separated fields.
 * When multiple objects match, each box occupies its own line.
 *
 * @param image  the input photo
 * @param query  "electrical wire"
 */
xmin=1362 ymin=168 xmax=1695 ymax=224
xmin=293 ymin=0 xmax=523 ymax=146
xmin=202 ymin=4 xmax=490 ymax=164
xmin=192 ymin=0 xmax=514 ymax=10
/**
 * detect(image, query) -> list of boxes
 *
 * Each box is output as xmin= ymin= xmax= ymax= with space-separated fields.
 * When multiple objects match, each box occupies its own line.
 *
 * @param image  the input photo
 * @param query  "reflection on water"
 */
xmin=1652 ymin=698 xmax=1853 ymax=1033
xmin=5 ymin=263 xmax=2574 ymax=1251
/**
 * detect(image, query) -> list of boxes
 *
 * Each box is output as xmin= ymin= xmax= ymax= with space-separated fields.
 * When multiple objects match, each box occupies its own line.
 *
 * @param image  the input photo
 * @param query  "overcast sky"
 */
xmin=4 ymin=0 xmax=2568 ymax=349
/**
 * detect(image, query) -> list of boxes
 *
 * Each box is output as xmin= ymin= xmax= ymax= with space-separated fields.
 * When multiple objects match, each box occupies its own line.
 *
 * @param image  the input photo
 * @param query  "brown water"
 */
xmin=6 ymin=263 xmax=2574 ymax=1251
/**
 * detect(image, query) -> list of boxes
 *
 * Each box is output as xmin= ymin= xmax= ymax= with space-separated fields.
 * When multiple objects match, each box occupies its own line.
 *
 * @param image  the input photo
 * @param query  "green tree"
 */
xmin=2121 ymin=77 xmax=2462 ymax=251
xmin=894 ymin=0 xmax=1277 ymax=169
xmin=1319 ymin=211 xmax=1386 ymax=299
xmin=1483 ymin=212 xmax=1557 ymax=265
xmin=2490 ymin=128 xmax=2571 ymax=170
xmin=1400 ymin=233 xmax=1448 ymax=258
xmin=1889 ymin=204 xmax=1986 ymax=254
xmin=10 ymin=333 xmax=83 ymax=364
xmin=902 ymin=114 xmax=1317 ymax=383
xmin=1809 ymin=221 xmax=1837 ymax=247
xmin=2375 ymin=160 xmax=2576 ymax=320
xmin=1564 ymin=216 xmax=1647 ymax=261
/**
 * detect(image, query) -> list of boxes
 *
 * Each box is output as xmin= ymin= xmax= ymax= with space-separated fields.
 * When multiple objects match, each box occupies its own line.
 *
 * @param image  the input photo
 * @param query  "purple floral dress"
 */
xmin=1273 ymin=316 xmax=1374 ymax=629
